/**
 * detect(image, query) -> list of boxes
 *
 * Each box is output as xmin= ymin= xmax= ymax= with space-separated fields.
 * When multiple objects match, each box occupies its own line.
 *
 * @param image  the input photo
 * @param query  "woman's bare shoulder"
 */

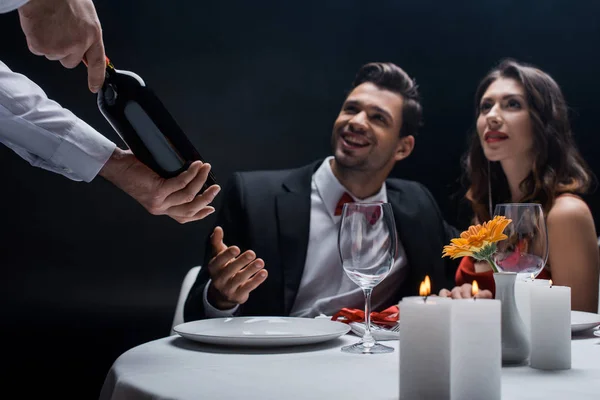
xmin=547 ymin=194 xmax=594 ymax=228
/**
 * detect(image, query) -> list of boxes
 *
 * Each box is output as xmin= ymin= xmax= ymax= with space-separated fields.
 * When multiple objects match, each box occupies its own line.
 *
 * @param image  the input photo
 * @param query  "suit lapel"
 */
xmin=275 ymin=162 xmax=318 ymax=315
xmin=387 ymin=186 xmax=434 ymax=297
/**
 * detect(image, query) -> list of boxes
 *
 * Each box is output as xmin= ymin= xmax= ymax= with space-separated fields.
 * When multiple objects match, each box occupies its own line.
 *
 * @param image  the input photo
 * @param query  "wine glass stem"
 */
xmin=362 ymin=288 xmax=375 ymax=347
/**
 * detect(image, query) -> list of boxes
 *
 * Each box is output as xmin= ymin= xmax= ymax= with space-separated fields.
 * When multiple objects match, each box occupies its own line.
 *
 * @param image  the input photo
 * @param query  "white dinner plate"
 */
xmin=571 ymin=310 xmax=600 ymax=333
xmin=173 ymin=317 xmax=351 ymax=347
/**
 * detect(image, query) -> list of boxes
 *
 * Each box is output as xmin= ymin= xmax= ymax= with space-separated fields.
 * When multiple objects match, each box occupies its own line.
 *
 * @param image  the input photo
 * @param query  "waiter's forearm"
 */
xmin=0 ymin=60 xmax=116 ymax=182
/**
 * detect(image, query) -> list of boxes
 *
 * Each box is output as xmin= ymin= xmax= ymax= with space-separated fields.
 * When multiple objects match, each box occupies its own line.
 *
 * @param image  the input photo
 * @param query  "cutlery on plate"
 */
xmin=371 ymin=323 xmax=400 ymax=332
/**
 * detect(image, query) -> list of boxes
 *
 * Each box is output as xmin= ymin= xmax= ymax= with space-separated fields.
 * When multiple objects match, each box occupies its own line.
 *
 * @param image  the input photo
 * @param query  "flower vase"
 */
xmin=493 ymin=272 xmax=530 ymax=365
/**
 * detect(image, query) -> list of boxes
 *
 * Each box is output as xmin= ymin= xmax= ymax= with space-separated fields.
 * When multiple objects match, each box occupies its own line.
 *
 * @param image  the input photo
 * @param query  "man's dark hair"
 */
xmin=352 ymin=62 xmax=422 ymax=137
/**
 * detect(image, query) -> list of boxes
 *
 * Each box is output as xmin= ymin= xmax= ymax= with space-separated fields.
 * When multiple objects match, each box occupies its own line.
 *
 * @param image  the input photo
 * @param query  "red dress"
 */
xmin=456 ymin=257 xmax=551 ymax=296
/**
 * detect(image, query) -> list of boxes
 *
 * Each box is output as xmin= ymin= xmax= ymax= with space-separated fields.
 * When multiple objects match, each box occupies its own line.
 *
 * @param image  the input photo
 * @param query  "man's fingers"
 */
xmin=170 ymin=206 xmax=215 ymax=224
xmin=174 ymin=163 xmax=214 ymax=204
xmin=27 ymin=40 xmax=44 ymax=56
xmin=460 ymin=284 xmax=473 ymax=298
xmin=220 ymin=250 xmax=257 ymax=280
xmin=439 ymin=288 xmax=451 ymax=297
xmin=161 ymin=161 xmax=203 ymax=196
xmin=152 ymin=163 xmax=221 ymax=223
xmin=237 ymin=269 xmax=268 ymax=299
xmin=207 ymin=246 xmax=240 ymax=279
xmin=213 ymin=251 xmax=258 ymax=300
xmin=229 ymin=258 xmax=265 ymax=288
xmin=83 ymin=37 xmax=106 ymax=92
xmin=210 ymin=251 xmax=266 ymax=305
xmin=475 ymin=290 xmax=493 ymax=299
xmin=450 ymin=286 xmax=464 ymax=299
xmin=163 ymin=163 xmax=213 ymax=207
xmin=60 ymin=52 xmax=84 ymax=69
xmin=207 ymin=246 xmax=240 ymax=282
xmin=162 ymin=184 xmax=221 ymax=219
xmin=210 ymin=226 xmax=226 ymax=252
xmin=45 ymin=54 xmax=64 ymax=61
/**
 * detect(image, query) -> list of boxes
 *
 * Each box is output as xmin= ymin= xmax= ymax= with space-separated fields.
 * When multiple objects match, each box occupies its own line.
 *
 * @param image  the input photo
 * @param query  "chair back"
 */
xmin=171 ymin=266 xmax=201 ymax=335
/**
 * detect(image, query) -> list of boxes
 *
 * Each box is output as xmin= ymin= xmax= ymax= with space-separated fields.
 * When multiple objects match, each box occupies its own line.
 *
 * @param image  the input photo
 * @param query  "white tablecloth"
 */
xmin=99 ymin=332 xmax=600 ymax=400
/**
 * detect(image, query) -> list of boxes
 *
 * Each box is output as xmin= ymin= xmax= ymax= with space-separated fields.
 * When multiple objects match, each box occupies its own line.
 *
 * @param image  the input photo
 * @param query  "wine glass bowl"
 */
xmin=338 ymin=202 xmax=397 ymax=354
xmin=493 ymin=203 xmax=549 ymax=280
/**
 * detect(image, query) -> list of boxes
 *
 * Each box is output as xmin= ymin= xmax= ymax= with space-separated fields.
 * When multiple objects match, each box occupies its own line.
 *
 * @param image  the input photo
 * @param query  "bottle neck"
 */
xmin=105 ymin=57 xmax=117 ymax=80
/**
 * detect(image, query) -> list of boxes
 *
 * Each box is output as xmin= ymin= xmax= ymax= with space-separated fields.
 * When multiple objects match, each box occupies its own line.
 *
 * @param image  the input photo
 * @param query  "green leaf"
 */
xmin=471 ymin=243 xmax=499 ymax=272
xmin=472 ymin=243 xmax=496 ymax=260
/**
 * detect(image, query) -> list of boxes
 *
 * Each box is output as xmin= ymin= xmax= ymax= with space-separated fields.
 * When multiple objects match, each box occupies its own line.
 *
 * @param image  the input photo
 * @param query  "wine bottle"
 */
xmin=91 ymin=57 xmax=216 ymax=192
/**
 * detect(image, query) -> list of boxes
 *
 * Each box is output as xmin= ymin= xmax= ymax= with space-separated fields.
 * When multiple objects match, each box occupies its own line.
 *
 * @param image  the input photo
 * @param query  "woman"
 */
xmin=447 ymin=59 xmax=599 ymax=312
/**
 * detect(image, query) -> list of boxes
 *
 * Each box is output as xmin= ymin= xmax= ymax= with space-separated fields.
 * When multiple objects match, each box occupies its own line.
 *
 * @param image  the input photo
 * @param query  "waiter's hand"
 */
xmin=99 ymin=148 xmax=221 ymax=224
xmin=18 ymin=0 xmax=106 ymax=92
xmin=206 ymin=227 xmax=268 ymax=310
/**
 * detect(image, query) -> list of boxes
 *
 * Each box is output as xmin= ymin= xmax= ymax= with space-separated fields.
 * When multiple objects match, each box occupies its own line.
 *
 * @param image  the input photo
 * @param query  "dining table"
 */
xmin=99 ymin=328 xmax=600 ymax=400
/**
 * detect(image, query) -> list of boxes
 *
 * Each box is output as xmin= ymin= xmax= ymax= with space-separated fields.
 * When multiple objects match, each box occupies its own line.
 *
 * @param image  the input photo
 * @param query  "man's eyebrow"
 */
xmin=344 ymin=100 xmax=393 ymax=120
xmin=371 ymin=105 xmax=393 ymax=121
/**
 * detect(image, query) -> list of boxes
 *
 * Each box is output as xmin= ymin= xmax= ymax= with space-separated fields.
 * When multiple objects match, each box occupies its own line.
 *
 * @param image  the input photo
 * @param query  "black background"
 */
xmin=1 ymin=0 xmax=599 ymax=397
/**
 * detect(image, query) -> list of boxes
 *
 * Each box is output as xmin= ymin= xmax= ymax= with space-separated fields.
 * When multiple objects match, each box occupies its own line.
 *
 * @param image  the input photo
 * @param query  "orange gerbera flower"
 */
xmin=442 ymin=215 xmax=512 ymax=259
xmin=483 ymin=216 xmax=512 ymax=243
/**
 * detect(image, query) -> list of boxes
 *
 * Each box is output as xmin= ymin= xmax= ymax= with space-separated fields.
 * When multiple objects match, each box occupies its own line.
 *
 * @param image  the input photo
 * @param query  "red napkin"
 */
xmin=331 ymin=305 xmax=399 ymax=327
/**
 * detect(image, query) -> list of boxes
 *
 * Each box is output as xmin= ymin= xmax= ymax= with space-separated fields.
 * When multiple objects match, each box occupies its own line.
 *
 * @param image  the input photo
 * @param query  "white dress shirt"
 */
xmin=0 ymin=60 xmax=116 ymax=182
xmin=204 ymin=157 xmax=407 ymax=318
xmin=289 ymin=157 xmax=407 ymax=317
xmin=1 ymin=0 xmax=115 ymax=181
xmin=0 ymin=0 xmax=29 ymax=13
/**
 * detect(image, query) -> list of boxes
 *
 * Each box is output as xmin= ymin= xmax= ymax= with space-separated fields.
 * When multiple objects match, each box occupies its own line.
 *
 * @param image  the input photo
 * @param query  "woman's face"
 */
xmin=476 ymin=77 xmax=534 ymax=163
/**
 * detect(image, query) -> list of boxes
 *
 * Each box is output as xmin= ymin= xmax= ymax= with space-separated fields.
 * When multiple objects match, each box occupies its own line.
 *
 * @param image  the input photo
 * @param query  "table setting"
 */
xmin=101 ymin=202 xmax=600 ymax=400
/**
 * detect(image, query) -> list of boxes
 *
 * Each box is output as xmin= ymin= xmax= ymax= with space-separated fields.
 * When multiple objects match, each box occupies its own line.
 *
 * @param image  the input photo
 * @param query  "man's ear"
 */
xmin=394 ymin=135 xmax=415 ymax=161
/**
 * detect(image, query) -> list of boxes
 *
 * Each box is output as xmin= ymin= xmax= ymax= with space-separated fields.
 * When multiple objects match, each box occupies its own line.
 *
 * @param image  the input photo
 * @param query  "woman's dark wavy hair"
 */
xmin=464 ymin=59 xmax=593 ymax=222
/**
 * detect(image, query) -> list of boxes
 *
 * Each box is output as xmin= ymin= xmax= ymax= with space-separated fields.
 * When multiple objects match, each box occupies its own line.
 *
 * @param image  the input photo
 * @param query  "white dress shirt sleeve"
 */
xmin=0 ymin=60 xmax=116 ymax=182
xmin=0 ymin=0 xmax=30 ymax=13
xmin=203 ymin=279 xmax=240 ymax=317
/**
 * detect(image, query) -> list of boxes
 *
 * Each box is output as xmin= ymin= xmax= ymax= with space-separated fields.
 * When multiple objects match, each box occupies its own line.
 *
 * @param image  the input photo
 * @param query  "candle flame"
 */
xmin=472 ymin=280 xmax=479 ymax=297
xmin=424 ymin=275 xmax=431 ymax=294
xmin=549 ymin=279 xmax=553 ymax=288
xmin=419 ymin=281 xmax=430 ymax=296
xmin=530 ymin=273 xmax=534 ymax=281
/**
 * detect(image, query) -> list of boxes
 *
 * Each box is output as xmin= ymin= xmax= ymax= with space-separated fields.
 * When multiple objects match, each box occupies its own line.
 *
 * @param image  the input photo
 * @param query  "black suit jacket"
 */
xmin=184 ymin=160 xmax=460 ymax=321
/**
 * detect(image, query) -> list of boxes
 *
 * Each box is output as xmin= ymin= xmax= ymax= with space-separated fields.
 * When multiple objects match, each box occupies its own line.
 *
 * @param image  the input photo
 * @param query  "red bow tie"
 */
xmin=335 ymin=192 xmax=384 ymax=224
xmin=334 ymin=192 xmax=354 ymax=216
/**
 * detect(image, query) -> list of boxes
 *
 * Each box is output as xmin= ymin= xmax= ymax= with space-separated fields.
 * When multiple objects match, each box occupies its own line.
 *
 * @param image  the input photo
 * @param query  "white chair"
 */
xmin=170 ymin=265 xmax=201 ymax=335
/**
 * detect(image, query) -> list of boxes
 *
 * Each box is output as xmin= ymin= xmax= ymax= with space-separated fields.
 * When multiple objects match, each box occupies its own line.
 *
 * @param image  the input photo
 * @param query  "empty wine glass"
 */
xmin=338 ymin=202 xmax=397 ymax=354
xmin=493 ymin=203 xmax=549 ymax=281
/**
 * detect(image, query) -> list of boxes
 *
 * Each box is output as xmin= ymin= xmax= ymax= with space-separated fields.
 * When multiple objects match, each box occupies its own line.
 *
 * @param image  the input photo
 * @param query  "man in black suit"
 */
xmin=184 ymin=62 xmax=465 ymax=321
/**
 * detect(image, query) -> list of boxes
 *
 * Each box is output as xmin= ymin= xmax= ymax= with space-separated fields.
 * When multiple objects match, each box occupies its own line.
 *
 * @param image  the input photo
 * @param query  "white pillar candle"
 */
xmin=451 ymin=298 xmax=501 ymax=400
xmin=515 ymin=278 xmax=550 ymax=337
xmin=399 ymin=297 xmax=452 ymax=400
xmin=401 ymin=296 xmax=453 ymax=303
xmin=529 ymin=282 xmax=571 ymax=370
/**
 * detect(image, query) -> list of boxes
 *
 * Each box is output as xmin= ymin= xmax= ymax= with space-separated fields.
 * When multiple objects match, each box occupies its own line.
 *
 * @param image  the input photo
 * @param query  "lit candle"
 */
xmin=514 ymin=275 xmax=550 ymax=337
xmin=399 ymin=278 xmax=452 ymax=399
xmin=451 ymin=281 xmax=501 ymax=400
xmin=402 ymin=275 xmax=452 ymax=304
xmin=529 ymin=280 xmax=571 ymax=370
